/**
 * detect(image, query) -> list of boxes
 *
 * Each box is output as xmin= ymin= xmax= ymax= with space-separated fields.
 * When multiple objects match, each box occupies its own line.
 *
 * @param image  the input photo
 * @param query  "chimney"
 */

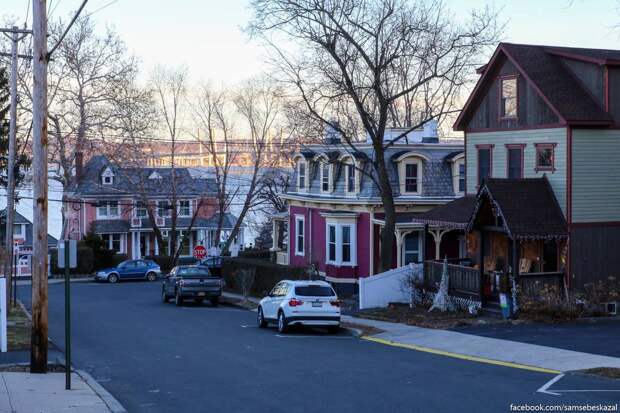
xmin=75 ymin=151 xmax=83 ymax=181
xmin=422 ymin=120 xmax=439 ymax=143
xmin=324 ymin=120 xmax=342 ymax=145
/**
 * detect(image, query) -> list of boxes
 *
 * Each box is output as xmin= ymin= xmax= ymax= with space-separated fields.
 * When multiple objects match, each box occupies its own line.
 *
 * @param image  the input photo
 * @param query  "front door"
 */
xmin=140 ymin=233 xmax=149 ymax=257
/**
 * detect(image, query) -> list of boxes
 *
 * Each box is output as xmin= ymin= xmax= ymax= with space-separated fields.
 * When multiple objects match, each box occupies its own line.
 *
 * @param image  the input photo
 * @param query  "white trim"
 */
xmin=323 ymin=275 xmax=359 ymax=284
xmin=101 ymin=167 xmax=114 ymax=185
xmin=294 ymin=215 xmax=305 ymax=256
xmin=452 ymin=158 xmax=466 ymax=196
xmin=282 ymin=193 xmax=459 ymax=205
xmin=177 ymin=199 xmax=192 ymax=217
xmin=96 ymin=200 xmax=120 ymax=219
xmin=320 ymin=161 xmax=333 ymax=193
xmin=325 ymin=221 xmax=357 ymax=266
xmin=401 ymin=231 xmax=423 ymax=266
xmin=343 ymin=159 xmax=360 ymax=195
xmin=398 ymin=157 xmax=423 ymax=195
xmin=393 ymin=151 xmax=431 ymax=163
xmin=296 ymin=159 xmax=309 ymax=192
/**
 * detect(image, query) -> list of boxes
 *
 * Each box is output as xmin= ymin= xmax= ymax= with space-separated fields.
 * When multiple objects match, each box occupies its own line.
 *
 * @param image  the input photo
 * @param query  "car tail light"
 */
xmin=330 ymin=300 xmax=341 ymax=307
xmin=288 ymin=298 xmax=304 ymax=307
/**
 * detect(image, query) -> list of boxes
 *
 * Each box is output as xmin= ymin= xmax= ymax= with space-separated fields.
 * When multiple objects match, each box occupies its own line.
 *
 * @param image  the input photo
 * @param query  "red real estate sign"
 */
xmin=192 ymin=245 xmax=207 ymax=260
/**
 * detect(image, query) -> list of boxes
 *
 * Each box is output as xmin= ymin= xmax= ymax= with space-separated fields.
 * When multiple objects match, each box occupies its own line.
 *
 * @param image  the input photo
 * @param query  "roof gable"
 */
xmin=455 ymin=43 xmax=615 ymax=130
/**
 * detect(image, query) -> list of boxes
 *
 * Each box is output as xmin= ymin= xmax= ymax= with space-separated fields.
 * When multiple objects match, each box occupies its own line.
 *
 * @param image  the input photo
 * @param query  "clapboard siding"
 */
xmin=571 ymin=225 xmax=620 ymax=289
xmin=466 ymin=128 xmax=567 ymax=215
xmin=571 ymin=129 xmax=620 ymax=222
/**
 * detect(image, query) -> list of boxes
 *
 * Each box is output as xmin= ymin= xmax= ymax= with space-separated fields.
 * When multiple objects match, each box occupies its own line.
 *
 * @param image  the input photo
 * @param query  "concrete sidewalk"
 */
xmin=0 ymin=369 xmax=125 ymax=413
xmin=342 ymin=315 xmax=620 ymax=373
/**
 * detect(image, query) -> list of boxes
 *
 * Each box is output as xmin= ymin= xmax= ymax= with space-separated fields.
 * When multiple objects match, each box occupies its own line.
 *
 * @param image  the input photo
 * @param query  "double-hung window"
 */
xmin=178 ymin=200 xmax=191 ymax=217
xmin=506 ymin=145 xmax=524 ymax=179
xmin=399 ymin=156 xmax=423 ymax=195
xmin=403 ymin=232 xmax=421 ymax=265
xmin=477 ymin=146 xmax=493 ymax=185
xmin=500 ymin=76 xmax=518 ymax=118
xmin=297 ymin=161 xmax=307 ymax=191
xmin=326 ymin=222 xmax=356 ymax=266
xmin=295 ymin=215 xmax=305 ymax=256
xmin=346 ymin=164 xmax=356 ymax=194
xmin=158 ymin=200 xmax=171 ymax=217
xmin=452 ymin=156 xmax=465 ymax=195
xmin=97 ymin=201 xmax=119 ymax=218
xmin=321 ymin=162 xmax=331 ymax=193
xmin=135 ymin=201 xmax=147 ymax=218
xmin=103 ymin=234 xmax=123 ymax=253
xmin=405 ymin=164 xmax=418 ymax=193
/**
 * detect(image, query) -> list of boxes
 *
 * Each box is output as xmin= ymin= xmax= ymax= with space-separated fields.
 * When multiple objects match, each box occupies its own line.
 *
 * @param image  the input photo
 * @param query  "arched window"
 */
xmin=339 ymin=155 xmax=359 ymax=195
xmin=395 ymin=152 xmax=428 ymax=195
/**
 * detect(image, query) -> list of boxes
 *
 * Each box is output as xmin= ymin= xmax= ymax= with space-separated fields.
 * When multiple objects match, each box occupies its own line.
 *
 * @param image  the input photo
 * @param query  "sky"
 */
xmin=1 ymin=0 xmax=619 ymax=238
xmin=2 ymin=0 xmax=620 ymax=85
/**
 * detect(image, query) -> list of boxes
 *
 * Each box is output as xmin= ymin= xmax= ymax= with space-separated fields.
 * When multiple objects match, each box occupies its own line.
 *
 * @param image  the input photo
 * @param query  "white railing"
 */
xmin=359 ymin=263 xmax=423 ymax=310
xmin=276 ymin=251 xmax=288 ymax=266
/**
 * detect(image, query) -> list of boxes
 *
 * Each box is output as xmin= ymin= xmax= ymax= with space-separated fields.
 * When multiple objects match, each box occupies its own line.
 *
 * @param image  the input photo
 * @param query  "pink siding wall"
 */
xmin=289 ymin=205 xmax=371 ymax=282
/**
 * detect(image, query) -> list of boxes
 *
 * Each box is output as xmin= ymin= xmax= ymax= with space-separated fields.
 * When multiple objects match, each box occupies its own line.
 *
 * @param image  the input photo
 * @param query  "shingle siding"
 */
xmin=466 ymin=128 xmax=567 ymax=216
xmin=571 ymin=129 xmax=620 ymax=223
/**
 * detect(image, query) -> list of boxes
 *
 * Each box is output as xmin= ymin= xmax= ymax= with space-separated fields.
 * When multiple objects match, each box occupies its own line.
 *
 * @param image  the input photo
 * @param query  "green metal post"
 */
xmin=64 ymin=242 xmax=71 ymax=390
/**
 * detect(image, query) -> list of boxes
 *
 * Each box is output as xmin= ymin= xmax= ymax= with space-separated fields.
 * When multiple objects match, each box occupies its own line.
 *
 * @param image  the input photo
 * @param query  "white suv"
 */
xmin=257 ymin=280 xmax=341 ymax=334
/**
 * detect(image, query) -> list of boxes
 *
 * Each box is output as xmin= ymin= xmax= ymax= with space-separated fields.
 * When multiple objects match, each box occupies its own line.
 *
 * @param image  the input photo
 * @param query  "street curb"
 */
xmin=361 ymin=336 xmax=561 ymax=375
xmin=76 ymin=368 xmax=127 ymax=413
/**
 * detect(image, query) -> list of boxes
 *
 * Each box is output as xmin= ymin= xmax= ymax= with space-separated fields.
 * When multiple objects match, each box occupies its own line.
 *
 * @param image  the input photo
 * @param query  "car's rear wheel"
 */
xmin=210 ymin=297 xmax=219 ymax=307
xmin=257 ymin=307 xmax=267 ymax=328
xmin=277 ymin=311 xmax=288 ymax=334
xmin=161 ymin=288 xmax=169 ymax=303
xmin=108 ymin=273 xmax=119 ymax=284
xmin=175 ymin=290 xmax=183 ymax=306
xmin=146 ymin=272 xmax=157 ymax=282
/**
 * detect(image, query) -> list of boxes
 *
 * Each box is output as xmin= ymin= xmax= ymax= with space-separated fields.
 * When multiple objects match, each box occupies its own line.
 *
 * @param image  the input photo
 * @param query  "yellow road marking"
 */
xmin=361 ymin=336 xmax=561 ymax=375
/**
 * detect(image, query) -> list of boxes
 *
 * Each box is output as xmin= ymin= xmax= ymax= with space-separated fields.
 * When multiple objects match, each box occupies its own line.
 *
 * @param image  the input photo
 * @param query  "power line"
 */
xmin=47 ymin=0 xmax=88 ymax=59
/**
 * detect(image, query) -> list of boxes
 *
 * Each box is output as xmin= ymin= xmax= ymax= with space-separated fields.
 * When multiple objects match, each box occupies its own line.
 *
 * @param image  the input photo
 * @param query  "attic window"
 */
xmin=101 ymin=167 xmax=114 ymax=185
xmin=500 ymin=76 xmax=518 ymax=119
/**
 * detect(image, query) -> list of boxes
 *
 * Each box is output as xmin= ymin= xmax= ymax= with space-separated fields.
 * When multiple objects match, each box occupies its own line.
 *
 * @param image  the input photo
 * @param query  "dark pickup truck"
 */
xmin=161 ymin=265 xmax=223 ymax=307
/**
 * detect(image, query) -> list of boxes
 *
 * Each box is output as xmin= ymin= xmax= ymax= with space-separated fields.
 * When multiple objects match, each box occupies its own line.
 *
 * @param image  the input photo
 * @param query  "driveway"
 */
xmin=17 ymin=282 xmax=620 ymax=413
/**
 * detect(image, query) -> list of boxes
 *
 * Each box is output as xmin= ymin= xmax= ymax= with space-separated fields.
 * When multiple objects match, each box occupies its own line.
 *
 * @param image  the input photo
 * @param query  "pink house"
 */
xmin=63 ymin=155 xmax=242 ymax=259
xmin=276 ymin=123 xmax=465 ymax=294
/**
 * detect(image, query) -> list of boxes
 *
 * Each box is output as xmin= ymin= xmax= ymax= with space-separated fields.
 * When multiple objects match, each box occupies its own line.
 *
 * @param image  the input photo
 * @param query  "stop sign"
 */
xmin=193 ymin=245 xmax=207 ymax=260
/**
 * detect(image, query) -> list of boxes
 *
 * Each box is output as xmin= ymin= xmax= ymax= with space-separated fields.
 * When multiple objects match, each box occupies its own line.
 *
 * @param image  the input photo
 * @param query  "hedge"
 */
xmin=237 ymin=249 xmax=271 ymax=260
xmin=50 ymin=246 xmax=94 ymax=275
xmin=144 ymin=255 xmax=175 ymax=273
xmin=222 ymin=257 xmax=307 ymax=297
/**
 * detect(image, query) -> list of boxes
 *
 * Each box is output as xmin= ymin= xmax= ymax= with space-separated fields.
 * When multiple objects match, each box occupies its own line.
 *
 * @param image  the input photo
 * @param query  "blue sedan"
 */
xmin=95 ymin=259 xmax=161 ymax=283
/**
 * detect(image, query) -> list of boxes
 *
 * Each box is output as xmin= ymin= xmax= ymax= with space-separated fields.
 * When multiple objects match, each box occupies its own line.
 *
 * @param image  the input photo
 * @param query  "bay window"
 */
xmin=325 ymin=222 xmax=356 ymax=266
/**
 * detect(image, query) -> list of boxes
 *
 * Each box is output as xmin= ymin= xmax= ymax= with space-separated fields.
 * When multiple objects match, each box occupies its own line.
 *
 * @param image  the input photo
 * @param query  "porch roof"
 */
xmin=410 ymin=196 xmax=476 ymax=230
xmin=471 ymin=177 xmax=568 ymax=240
xmin=373 ymin=212 xmax=422 ymax=225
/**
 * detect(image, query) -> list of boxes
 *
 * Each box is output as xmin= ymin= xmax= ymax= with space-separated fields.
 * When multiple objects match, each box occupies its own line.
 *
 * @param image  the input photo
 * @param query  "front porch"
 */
xmin=417 ymin=178 xmax=569 ymax=310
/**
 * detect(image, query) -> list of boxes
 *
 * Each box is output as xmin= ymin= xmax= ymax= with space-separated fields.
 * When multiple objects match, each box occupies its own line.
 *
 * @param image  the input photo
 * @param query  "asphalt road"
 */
xmin=18 ymin=282 xmax=620 ymax=413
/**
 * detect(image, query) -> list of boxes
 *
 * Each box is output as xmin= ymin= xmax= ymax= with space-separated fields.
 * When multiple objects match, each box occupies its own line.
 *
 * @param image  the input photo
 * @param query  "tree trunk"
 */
xmin=375 ymin=141 xmax=396 ymax=273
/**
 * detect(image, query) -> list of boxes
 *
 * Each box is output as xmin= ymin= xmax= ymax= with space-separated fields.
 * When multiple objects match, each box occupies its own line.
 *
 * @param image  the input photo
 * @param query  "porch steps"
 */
xmin=480 ymin=302 xmax=503 ymax=319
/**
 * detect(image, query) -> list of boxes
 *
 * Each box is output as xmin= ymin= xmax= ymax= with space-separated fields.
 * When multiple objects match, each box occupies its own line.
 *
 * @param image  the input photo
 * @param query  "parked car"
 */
xmin=257 ymin=280 xmax=341 ymax=334
xmin=95 ymin=259 xmax=161 ymax=283
xmin=175 ymin=255 xmax=223 ymax=277
xmin=161 ymin=265 xmax=223 ymax=306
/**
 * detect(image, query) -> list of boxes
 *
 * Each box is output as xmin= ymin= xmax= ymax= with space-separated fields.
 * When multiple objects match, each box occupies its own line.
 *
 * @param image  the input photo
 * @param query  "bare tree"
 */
xmin=248 ymin=0 xmax=500 ymax=271
xmin=192 ymin=84 xmax=239 ymax=247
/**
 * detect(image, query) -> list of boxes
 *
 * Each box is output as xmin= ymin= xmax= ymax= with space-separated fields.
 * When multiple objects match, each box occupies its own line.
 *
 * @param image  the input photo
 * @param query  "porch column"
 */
xmin=429 ymin=228 xmax=451 ymax=260
xmin=136 ymin=232 xmax=141 ymax=258
xmin=395 ymin=230 xmax=403 ymax=267
xmin=271 ymin=220 xmax=279 ymax=251
xmin=154 ymin=236 xmax=159 ymax=256
xmin=422 ymin=224 xmax=428 ymax=262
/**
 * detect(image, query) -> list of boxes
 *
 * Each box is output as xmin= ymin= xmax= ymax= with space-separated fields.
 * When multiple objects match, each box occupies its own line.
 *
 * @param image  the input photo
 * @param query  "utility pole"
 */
xmin=1 ymin=26 xmax=31 ymax=308
xmin=31 ymin=0 xmax=48 ymax=374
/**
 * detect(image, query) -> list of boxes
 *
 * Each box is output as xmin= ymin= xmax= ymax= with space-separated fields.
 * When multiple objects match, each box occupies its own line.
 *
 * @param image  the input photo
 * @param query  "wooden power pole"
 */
xmin=31 ymin=0 xmax=48 ymax=374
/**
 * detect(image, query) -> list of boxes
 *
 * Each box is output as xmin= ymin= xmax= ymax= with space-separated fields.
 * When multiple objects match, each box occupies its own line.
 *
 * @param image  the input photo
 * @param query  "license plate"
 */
xmin=312 ymin=302 xmax=322 ymax=307
xmin=197 ymin=292 xmax=206 ymax=297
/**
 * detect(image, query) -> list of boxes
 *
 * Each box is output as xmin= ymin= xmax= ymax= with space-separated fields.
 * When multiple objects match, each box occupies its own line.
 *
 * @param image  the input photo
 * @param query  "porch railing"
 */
xmin=519 ymin=272 xmax=565 ymax=296
xmin=423 ymin=260 xmax=481 ymax=300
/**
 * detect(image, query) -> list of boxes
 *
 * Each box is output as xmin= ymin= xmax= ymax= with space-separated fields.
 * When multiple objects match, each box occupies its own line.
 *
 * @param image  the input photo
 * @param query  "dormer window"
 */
xmin=296 ymin=159 xmax=308 ymax=192
xmin=450 ymin=153 xmax=465 ymax=195
xmin=101 ymin=167 xmax=114 ymax=185
xmin=396 ymin=153 xmax=427 ymax=195
xmin=340 ymin=155 xmax=360 ymax=195
xmin=500 ymin=76 xmax=518 ymax=119
xmin=320 ymin=161 xmax=333 ymax=193
xmin=149 ymin=171 xmax=162 ymax=180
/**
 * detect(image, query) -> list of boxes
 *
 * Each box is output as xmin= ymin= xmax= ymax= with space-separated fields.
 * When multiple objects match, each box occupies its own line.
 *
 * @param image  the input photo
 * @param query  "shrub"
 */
xmin=238 ymin=249 xmax=271 ymax=260
xmin=50 ymin=245 xmax=94 ymax=275
xmin=519 ymin=284 xmax=579 ymax=321
xmin=222 ymin=257 xmax=307 ymax=297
